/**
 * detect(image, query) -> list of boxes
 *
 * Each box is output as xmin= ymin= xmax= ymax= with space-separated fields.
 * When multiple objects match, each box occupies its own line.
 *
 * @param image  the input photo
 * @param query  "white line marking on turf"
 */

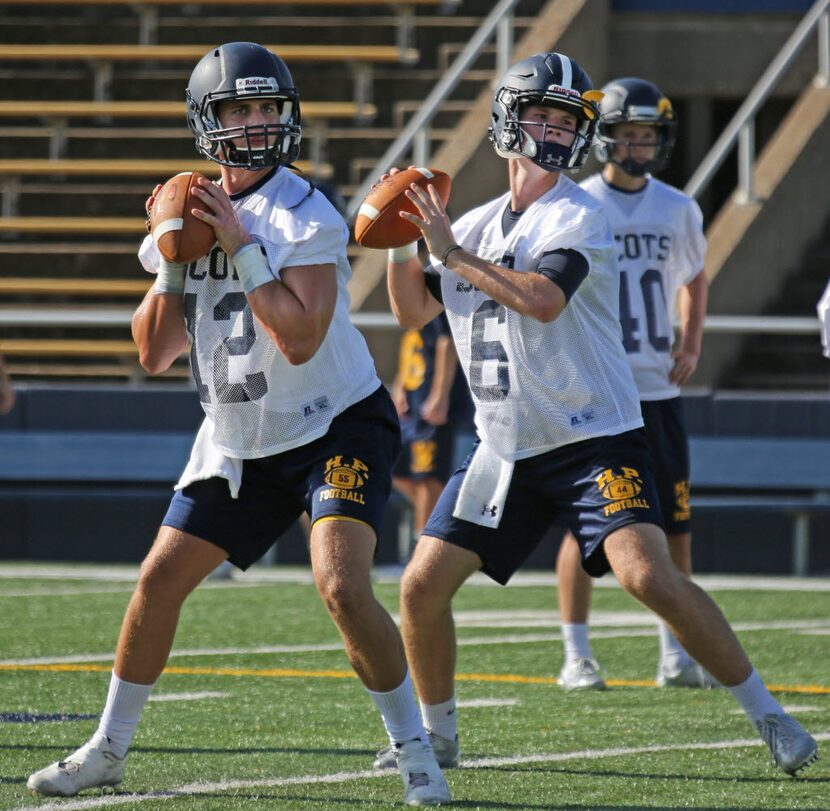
xmin=0 ymin=586 xmax=138 ymax=598
xmin=458 ymin=697 xmax=519 ymax=708
xmin=15 ymin=732 xmax=830 ymax=811
xmin=148 ymin=691 xmax=229 ymax=702
xmin=730 ymin=704 xmax=822 ymax=715
xmin=4 ymin=619 xmax=830 ymax=667
xmin=3 ymin=564 xmax=830 ymax=591
xmin=0 ymin=642 xmax=344 ymax=666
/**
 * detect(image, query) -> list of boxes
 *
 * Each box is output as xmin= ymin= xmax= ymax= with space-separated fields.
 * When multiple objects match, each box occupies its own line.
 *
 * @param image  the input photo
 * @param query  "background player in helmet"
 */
xmin=384 ymin=52 xmax=817 ymax=778
xmin=27 ymin=42 xmax=450 ymax=807
xmin=555 ymin=77 xmax=712 ymax=691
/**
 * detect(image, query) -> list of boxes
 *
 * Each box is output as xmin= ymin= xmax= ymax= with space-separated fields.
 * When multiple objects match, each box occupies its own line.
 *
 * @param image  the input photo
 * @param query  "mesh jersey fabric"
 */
xmin=580 ymin=174 xmax=706 ymax=400
xmin=139 ymin=168 xmax=380 ymax=458
xmin=431 ymin=174 xmax=643 ymax=462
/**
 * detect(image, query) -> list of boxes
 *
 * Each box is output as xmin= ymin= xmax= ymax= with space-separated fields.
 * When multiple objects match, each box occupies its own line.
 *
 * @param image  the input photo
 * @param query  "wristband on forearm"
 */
xmin=233 ymin=242 xmax=274 ymax=294
xmin=154 ymin=259 xmax=186 ymax=294
xmin=440 ymin=244 xmax=462 ymax=266
xmin=388 ymin=242 xmax=419 ymax=264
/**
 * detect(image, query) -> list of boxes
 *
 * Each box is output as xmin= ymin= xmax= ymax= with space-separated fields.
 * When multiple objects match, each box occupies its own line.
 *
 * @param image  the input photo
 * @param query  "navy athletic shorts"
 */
xmin=394 ymin=420 xmax=463 ymax=483
xmin=422 ymin=428 xmax=664 ymax=584
xmin=640 ymin=397 xmax=691 ymax=535
xmin=162 ymin=385 xmax=401 ymax=569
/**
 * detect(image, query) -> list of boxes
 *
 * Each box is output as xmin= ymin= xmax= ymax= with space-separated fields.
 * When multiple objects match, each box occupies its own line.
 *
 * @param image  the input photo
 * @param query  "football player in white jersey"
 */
xmin=27 ymin=42 xmax=450 ymax=807
xmin=555 ymin=77 xmax=712 ymax=691
xmin=384 ymin=52 xmax=816 ymax=778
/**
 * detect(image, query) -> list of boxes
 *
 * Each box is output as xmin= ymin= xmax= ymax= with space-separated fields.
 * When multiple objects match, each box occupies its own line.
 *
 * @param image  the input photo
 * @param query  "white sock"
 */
xmin=367 ymin=670 xmax=427 ymax=746
xmin=97 ymin=672 xmax=155 ymax=758
xmin=658 ymin=622 xmax=692 ymax=673
xmin=727 ymin=669 xmax=785 ymax=725
xmin=420 ymin=696 xmax=457 ymax=742
xmin=562 ymin=623 xmax=592 ymax=664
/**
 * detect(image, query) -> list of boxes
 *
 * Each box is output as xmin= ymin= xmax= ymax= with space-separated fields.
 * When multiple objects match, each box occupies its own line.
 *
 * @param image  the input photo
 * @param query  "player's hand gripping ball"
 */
xmin=149 ymin=171 xmax=216 ymax=264
xmin=354 ymin=167 xmax=451 ymax=249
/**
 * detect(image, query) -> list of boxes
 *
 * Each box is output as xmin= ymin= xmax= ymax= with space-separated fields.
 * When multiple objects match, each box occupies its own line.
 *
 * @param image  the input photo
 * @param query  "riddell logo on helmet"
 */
xmin=236 ymin=77 xmax=279 ymax=94
xmin=547 ymin=85 xmax=579 ymax=97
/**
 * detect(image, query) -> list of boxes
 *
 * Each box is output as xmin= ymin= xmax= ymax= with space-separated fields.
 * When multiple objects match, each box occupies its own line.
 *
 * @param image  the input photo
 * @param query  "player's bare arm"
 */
xmin=671 ymin=268 xmax=708 ymax=386
xmin=132 ymin=179 xmax=190 ymax=373
xmin=387 ymin=254 xmax=444 ymax=329
xmin=248 ymin=263 xmax=337 ymax=365
xmin=131 ymin=286 xmax=189 ymax=374
xmin=402 ymin=183 xmax=566 ymax=323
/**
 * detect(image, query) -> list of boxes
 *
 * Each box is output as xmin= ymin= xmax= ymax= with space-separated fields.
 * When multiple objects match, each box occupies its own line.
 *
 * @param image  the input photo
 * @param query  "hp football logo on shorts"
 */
xmin=596 ymin=468 xmax=650 ymax=517
xmin=597 ymin=467 xmax=642 ymax=500
xmin=323 ymin=456 xmax=369 ymax=489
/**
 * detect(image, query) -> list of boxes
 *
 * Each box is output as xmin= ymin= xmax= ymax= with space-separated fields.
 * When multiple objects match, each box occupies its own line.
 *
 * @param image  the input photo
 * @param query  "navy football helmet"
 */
xmin=186 ymin=42 xmax=302 ymax=170
xmin=595 ymin=77 xmax=677 ymax=176
xmin=489 ymin=52 xmax=603 ymax=172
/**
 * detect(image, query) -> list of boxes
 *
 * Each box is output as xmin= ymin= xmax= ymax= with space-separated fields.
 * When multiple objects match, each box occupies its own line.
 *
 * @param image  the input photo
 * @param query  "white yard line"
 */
xmin=148 ymin=692 xmax=229 ymax=703
xmin=3 ymin=618 xmax=829 ymax=668
xmin=730 ymin=704 xmax=822 ymax=715
xmin=458 ymin=697 xmax=519 ymax=708
xmin=2 ymin=563 xmax=830 ymax=591
xmin=12 ymin=732 xmax=830 ymax=811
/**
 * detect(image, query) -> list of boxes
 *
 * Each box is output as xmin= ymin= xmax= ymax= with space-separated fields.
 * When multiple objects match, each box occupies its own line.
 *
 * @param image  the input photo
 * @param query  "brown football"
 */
xmin=354 ymin=167 xmax=452 ymax=249
xmin=150 ymin=171 xmax=216 ymax=264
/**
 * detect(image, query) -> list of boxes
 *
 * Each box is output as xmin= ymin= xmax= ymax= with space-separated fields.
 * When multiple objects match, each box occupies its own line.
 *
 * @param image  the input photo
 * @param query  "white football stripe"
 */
xmin=413 ymin=167 xmax=434 ymax=178
xmin=152 ymin=218 xmax=183 ymax=241
xmin=357 ymin=203 xmax=380 ymax=221
xmin=559 ymin=54 xmax=572 ymax=90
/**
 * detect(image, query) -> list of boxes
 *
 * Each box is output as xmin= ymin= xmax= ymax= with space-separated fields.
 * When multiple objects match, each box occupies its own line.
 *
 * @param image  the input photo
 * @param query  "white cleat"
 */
xmin=374 ymin=731 xmax=460 ymax=770
xmin=557 ymin=657 xmax=607 ymax=690
xmin=656 ymin=661 xmax=718 ymax=688
xmin=27 ymin=732 xmax=126 ymax=797
xmin=395 ymin=738 xmax=451 ymax=806
xmin=756 ymin=713 xmax=818 ymax=776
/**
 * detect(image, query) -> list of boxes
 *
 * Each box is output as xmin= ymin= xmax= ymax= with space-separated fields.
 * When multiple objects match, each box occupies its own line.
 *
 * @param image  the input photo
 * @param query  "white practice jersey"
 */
xmin=434 ymin=174 xmax=643 ymax=462
xmin=580 ymin=174 xmax=706 ymax=400
xmin=139 ymin=168 xmax=380 ymax=459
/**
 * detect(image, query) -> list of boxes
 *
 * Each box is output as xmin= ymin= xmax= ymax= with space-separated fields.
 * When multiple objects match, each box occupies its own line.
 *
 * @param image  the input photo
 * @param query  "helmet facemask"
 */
xmin=491 ymin=88 xmax=601 ymax=172
xmin=188 ymin=89 xmax=301 ymax=170
xmin=186 ymin=51 xmax=302 ymax=171
xmin=595 ymin=87 xmax=677 ymax=176
xmin=597 ymin=119 xmax=676 ymax=176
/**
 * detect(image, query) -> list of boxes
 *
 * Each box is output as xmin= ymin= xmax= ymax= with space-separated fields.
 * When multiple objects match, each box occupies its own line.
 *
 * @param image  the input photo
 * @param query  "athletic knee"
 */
xmin=136 ymin=561 xmax=189 ymax=605
xmin=316 ymin=572 xmax=368 ymax=621
xmin=400 ymin=564 xmax=445 ymax=621
xmin=136 ymin=548 xmax=198 ymax=604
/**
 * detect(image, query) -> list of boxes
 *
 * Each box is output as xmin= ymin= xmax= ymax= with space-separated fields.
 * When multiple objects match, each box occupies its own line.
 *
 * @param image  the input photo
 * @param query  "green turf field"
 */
xmin=1 ymin=563 xmax=828 ymax=810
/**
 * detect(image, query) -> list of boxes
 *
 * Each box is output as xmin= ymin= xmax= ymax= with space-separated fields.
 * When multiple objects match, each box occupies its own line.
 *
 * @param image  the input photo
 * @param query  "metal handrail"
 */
xmin=345 ymin=0 xmax=521 ymax=221
xmin=0 ymin=307 xmax=819 ymax=334
xmin=684 ymin=0 xmax=830 ymax=202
